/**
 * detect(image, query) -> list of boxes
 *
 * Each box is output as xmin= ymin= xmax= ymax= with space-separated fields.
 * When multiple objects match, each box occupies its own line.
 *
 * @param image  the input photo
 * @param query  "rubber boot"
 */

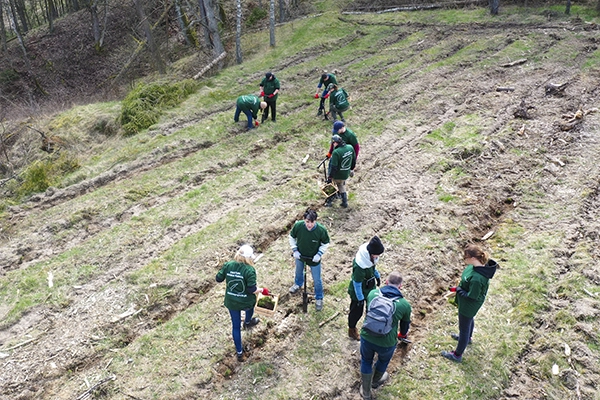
xmin=360 ymin=373 xmax=373 ymax=400
xmin=372 ymin=370 xmax=388 ymax=388
xmin=317 ymin=98 xmax=325 ymax=116
xmin=341 ymin=192 xmax=348 ymax=208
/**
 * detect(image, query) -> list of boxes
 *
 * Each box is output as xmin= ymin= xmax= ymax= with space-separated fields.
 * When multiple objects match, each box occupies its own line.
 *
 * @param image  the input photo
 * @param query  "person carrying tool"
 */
xmin=328 ymin=121 xmax=360 ymax=162
xmin=326 ymin=134 xmax=356 ymax=208
xmin=315 ymin=72 xmax=337 ymax=119
xmin=327 ymin=83 xmax=350 ymax=122
xmin=288 ymin=209 xmax=330 ymax=311
xmin=359 ymin=271 xmax=412 ymax=400
xmin=234 ymin=94 xmax=267 ymax=131
xmin=441 ymin=244 xmax=498 ymax=363
xmin=347 ymin=236 xmax=385 ymax=341
xmin=259 ymin=72 xmax=280 ymax=123
xmin=216 ymin=245 xmax=270 ymax=362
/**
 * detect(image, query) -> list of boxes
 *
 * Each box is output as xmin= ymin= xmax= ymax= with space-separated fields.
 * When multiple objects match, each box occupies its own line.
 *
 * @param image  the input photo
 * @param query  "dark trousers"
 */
xmin=262 ymin=99 xmax=277 ymax=121
xmin=348 ymin=299 xmax=366 ymax=329
xmin=455 ymin=313 xmax=474 ymax=356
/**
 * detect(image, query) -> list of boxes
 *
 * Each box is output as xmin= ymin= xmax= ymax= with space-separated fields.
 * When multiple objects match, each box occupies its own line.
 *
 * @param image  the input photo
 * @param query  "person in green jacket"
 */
xmin=288 ymin=209 xmax=330 ymax=311
xmin=347 ymin=236 xmax=384 ymax=341
xmin=259 ymin=72 xmax=280 ymax=123
xmin=216 ymin=245 xmax=270 ymax=361
xmin=441 ymin=244 xmax=498 ymax=362
xmin=326 ymin=135 xmax=356 ymax=208
xmin=327 ymin=83 xmax=350 ymax=122
xmin=359 ymin=271 xmax=412 ymax=400
xmin=328 ymin=121 xmax=360 ymax=161
xmin=234 ymin=94 xmax=267 ymax=131
xmin=315 ymin=72 xmax=337 ymax=119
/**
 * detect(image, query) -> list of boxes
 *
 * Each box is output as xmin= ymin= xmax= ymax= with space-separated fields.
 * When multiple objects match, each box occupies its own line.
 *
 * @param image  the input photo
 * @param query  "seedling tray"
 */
xmin=255 ymin=293 xmax=279 ymax=317
xmin=321 ymin=183 xmax=338 ymax=198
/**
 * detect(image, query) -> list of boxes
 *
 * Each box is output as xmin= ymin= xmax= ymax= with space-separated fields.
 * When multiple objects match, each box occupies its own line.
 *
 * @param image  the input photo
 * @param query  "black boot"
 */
xmin=325 ymin=195 xmax=334 ymax=207
xmin=360 ymin=373 xmax=373 ymax=400
xmin=341 ymin=192 xmax=348 ymax=208
xmin=323 ymin=112 xmax=330 ymax=121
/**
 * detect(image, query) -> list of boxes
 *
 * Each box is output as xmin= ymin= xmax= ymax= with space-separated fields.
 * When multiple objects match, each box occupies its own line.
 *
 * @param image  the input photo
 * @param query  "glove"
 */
xmin=293 ymin=250 xmax=301 ymax=260
xmin=312 ymin=254 xmax=321 ymax=263
xmin=314 ymin=93 xmax=320 ymax=99
xmin=326 ymin=152 xmax=331 ymax=159
xmin=255 ymin=120 xmax=259 ymax=127
xmin=326 ymin=178 xmax=332 ymax=184
xmin=349 ymin=170 xmax=354 ymax=178
xmin=261 ymin=287 xmax=270 ymax=296
xmin=398 ymin=333 xmax=412 ymax=343
xmin=376 ymin=277 xmax=381 ymax=287
xmin=268 ymin=94 xmax=275 ymax=98
xmin=260 ymin=91 xmax=265 ymax=97
xmin=323 ymin=93 xmax=330 ymax=99
xmin=357 ymin=299 xmax=365 ymax=309
xmin=456 ymin=287 xmax=468 ymax=297
xmin=449 ymin=286 xmax=457 ymax=292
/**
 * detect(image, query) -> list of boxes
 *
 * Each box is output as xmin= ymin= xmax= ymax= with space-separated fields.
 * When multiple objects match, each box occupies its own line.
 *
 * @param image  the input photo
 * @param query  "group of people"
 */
xmin=226 ymin=71 xmax=498 ymax=399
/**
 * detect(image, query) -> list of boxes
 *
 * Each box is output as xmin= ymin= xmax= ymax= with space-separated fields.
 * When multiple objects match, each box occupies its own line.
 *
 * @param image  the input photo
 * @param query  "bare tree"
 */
xmin=565 ymin=0 xmax=571 ymax=14
xmin=7 ymin=0 xmax=30 ymax=69
xmin=269 ymin=0 xmax=275 ymax=47
xmin=0 ymin=0 xmax=7 ymax=51
xmin=201 ymin=0 xmax=224 ymax=60
xmin=490 ymin=0 xmax=499 ymax=15
xmin=133 ymin=0 xmax=166 ymax=74
xmin=278 ymin=0 xmax=284 ymax=23
xmin=235 ymin=0 xmax=242 ymax=64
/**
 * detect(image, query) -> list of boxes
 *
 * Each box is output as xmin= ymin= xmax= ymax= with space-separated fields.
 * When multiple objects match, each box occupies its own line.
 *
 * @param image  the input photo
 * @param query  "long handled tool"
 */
xmin=299 ymin=255 xmax=314 ymax=313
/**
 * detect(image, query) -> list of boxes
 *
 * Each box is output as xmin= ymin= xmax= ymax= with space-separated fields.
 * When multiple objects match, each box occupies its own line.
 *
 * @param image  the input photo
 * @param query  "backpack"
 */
xmin=362 ymin=292 xmax=399 ymax=337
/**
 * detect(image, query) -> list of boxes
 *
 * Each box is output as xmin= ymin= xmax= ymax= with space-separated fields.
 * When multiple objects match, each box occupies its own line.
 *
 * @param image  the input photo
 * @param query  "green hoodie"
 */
xmin=456 ymin=260 xmax=498 ymax=318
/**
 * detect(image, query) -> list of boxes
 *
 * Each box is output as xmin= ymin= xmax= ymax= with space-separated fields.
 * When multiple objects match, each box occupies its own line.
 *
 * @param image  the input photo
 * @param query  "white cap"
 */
xmin=238 ymin=245 xmax=255 ymax=259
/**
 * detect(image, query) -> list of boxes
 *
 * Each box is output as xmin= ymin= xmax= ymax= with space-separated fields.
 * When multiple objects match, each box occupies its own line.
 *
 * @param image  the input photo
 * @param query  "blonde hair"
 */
xmin=234 ymin=252 xmax=254 ymax=266
xmin=464 ymin=244 xmax=489 ymax=265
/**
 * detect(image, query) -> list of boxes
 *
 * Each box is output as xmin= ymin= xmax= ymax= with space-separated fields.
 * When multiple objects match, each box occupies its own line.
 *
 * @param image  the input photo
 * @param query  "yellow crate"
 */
xmin=321 ymin=183 xmax=338 ymax=198
xmin=255 ymin=294 xmax=279 ymax=317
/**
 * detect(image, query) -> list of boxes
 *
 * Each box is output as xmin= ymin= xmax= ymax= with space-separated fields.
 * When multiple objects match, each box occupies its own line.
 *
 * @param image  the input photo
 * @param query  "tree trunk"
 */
xmin=278 ymin=0 xmax=284 ymax=23
xmin=565 ymin=0 xmax=571 ymax=14
xmin=235 ymin=0 xmax=242 ymax=64
xmin=489 ymin=0 xmax=499 ymax=15
xmin=46 ymin=0 xmax=58 ymax=33
xmin=88 ymin=0 xmax=101 ymax=51
xmin=133 ymin=0 xmax=166 ymax=74
xmin=269 ymin=0 xmax=275 ymax=47
xmin=9 ymin=0 xmax=28 ymax=33
xmin=0 ymin=1 xmax=7 ymax=51
xmin=197 ymin=0 xmax=212 ymax=48
xmin=7 ymin=0 xmax=30 ymax=69
xmin=203 ymin=0 xmax=224 ymax=61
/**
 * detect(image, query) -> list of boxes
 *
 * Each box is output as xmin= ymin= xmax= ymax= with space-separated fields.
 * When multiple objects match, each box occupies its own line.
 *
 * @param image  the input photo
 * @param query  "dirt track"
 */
xmin=1 ymin=13 xmax=600 ymax=400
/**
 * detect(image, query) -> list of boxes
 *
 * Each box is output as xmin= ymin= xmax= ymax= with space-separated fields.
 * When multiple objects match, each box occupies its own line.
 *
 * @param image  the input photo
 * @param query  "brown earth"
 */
xmin=1 ymin=7 xmax=600 ymax=400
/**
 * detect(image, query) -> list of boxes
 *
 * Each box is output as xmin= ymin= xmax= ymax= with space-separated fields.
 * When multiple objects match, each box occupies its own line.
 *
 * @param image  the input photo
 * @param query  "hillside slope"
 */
xmin=1 ymin=5 xmax=600 ymax=400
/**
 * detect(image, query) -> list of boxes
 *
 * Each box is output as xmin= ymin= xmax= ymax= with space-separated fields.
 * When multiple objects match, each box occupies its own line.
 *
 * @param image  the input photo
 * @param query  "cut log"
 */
xmin=193 ymin=52 xmax=227 ymax=80
xmin=500 ymin=58 xmax=527 ymax=67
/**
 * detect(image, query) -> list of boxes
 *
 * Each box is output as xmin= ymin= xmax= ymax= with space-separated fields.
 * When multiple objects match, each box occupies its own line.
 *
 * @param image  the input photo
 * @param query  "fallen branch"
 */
xmin=500 ymin=58 xmax=527 ymax=67
xmin=319 ymin=311 xmax=340 ymax=327
xmin=496 ymin=87 xmax=515 ymax=92
xmin=5 ymin=337 xmax=38 ymax=351
xmin=193 ymin=51 xmax=227 ymax=80
xmin=76 ymin=375 xmax=116 ymax=400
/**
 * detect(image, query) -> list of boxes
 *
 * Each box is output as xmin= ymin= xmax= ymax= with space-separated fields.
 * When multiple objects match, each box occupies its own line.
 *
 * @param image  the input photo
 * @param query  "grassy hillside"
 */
xmin=1 ymin=2 xmax=600 ymax=399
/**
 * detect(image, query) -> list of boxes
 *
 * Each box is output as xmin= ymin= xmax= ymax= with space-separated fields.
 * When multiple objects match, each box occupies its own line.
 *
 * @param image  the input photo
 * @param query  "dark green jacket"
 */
xmin=330 ymin=88 xmax=350 ymax=111
xmin=260 ymin=76 xmax=280 ymax=101
xmin=216 ymin=261 xmax=257 ymax=311
xmin=289 ymin=221 xmax=330 ymax=267
xmin=318 ymin=73 xmax=337 ymax=89
xmin=236 ymin=94 xmax=262 ymax=118
xmin=329 ymin=143 xmax=356 ymax=180
xmin=361 ymin=286 xmax=412 ymax=348
xmin=457 ymin=260 xmax=498 ymax=318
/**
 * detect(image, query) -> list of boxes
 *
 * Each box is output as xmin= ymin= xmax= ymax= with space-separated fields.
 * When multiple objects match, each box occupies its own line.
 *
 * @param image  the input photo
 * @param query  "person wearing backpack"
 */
xmin=327 ymin=83 xmax=350 ymax=122
xmin=441 ymin=244 xmax=498 ymax=363
xmin=216 ymin=245 xmax=270 ymax=362
xmin=347 ymin=236 xmax=385 ymax=341
xmin=359 ymin=271 xmax=412 ymax=400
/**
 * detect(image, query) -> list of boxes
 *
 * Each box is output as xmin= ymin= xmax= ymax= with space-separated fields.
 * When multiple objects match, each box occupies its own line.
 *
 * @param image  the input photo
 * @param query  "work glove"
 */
xmin=255 ymin=120 xmax=259 ymax=127
xmin=312 ymin=254 xmax=321 ymax=263
xmin=357 ymin=299 xmax=365 ymax=309
xmin=314 ymin=93 xmax=320 ymax=99
xmin=326 ymin=152 xmax=331 ymax=159
xmin=323 ymin=93 xmax=330 ymax=99
xmin=398 ymin=333 xmax=412 ymax=344
xmin=456 ymin=287 xmax=468 ymax=297
xmin=260 ymin=91 xmax=265 ymax=97
xmin=349 ymin=170 xmax=355 ymax=178
xmin=449 ymin=286 xmax=457 ymax=292
xmin=326 ymin=177 xmax=332 ymax=184
xmin=293 ymin=250 xmax=301 ymax=260
xmin=268 ymin=94 xmax=275 ymax=98
xmin=261 ymin=287 xmax=270 ymax=296
xmin=376 ymin=277 xmax=381 ymax=287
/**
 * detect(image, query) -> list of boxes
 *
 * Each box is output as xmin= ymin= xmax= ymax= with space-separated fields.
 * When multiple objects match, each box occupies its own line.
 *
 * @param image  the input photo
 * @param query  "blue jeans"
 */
xmin=294 ymin=259 xmax=323 ymax=300
xmin=234 ymin=107 xmax=254 ymax=130
xmin=228 ymin=308 xmax=255 ymax=354
xmin=456 ymin=313 xmax=474 ymax=356
xmin=360 ymin=337 xmax=396 ymax=374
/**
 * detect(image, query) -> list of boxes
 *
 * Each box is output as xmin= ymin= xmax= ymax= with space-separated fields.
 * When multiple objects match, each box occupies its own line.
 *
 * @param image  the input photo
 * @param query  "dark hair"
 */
xmin=321 ymin=73 xmax=328 ymax=80
xmin=387 ymin=271 xmax=403 ymax=286
xmin=265 ymin=72 xmax=273 ymax=79
xmin=464 ymin=244 xmax=489 ymax=264
xmin=303 ymin=209 xmax=318 ymax=222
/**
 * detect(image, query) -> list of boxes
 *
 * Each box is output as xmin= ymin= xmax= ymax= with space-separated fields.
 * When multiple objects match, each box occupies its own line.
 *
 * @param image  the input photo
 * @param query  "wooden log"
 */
xmin=193 ymin=52 xmax=227 ymax=80
xmin=500 ymin=58 xmax=527 ymax=67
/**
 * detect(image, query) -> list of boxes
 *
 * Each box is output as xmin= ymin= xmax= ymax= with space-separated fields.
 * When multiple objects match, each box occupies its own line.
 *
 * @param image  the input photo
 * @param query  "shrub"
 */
xmin=119 ymin=80 xmax=198 ymax=136
xmin=17 ymin=153 xmax=80 ymax=198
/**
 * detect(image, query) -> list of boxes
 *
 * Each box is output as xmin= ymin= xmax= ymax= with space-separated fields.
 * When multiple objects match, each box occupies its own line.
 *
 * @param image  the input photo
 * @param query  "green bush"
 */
xmin=17 ymin=153 xmax=80 ymax=198
xmin=247 ymin=7 xmax=268 ymax=27
xmin=119 ymin=80 xmax=198 ymax=136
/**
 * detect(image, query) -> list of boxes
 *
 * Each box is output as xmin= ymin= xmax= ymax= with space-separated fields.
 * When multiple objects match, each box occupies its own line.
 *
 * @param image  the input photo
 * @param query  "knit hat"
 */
xmin=238 ymin=245 xmax=255 ymax=259
xmin=332 ymin=121 xmax=345 ymax=133
xmin=265 ymin=72 xmax=273 ymax=80
xmin=366 ymin=236 xmax=385 ymax=255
